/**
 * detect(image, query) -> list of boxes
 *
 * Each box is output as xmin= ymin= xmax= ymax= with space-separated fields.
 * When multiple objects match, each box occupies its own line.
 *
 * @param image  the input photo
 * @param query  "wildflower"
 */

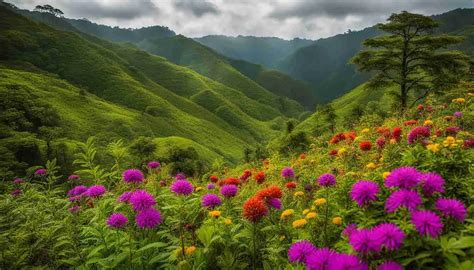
xmin=384 ymin=167 xmax=421 ymax=189
xmin=329 ymin=149 xmax=338 ymax=156
xmin=170 ymin=179 xmax=193 ymax=195
xmin=300 ymin=153 xmax=306 ymax=159
xmin=147 ymin=161 xmax=160 ymax=169
xmin=373 ymin=223 xmax=405 ymax=251
xmin=267 ymin=197 xmax=282 ymax=209
xmin=256 ymin=186 xmax=282 ymax=200
xmin=411 ymin=210 xmax=443 ymax=238
xmin=407 ymin=126 xmax=430 ymax=144
xmin=426 ymin=143 xmax=440 ymax=152
xmin=122 ymin=169 xmax=144 ymax=183
xmin=84 ymin=185 xmax=106 ymax=198
xmin=435 ymin=198 xmax=467 ymax=222
xmin=342 ymin=224 xmax=358 ymax=238
xmin=359 ymin=141 xmax=372 ymax=151
xmin=242 ymin=197 xmax=268 ymax=223
xmin=201 ymin=194 xmax=222 ymax=209
xmin=118 ymin=191 xmax=133 ymax=203
xmin=224 ymin=218 xmax=232 ymax=225
xmin=453 ymin=111 xmax=463 ymax=118
xmin=350 ymin=180 xmax=380 ymax=206
xmin=404 ymin=120 xmax=418 ymax=126
xmin=292 ymin=219 xmax=308 ymax=229
xmin=332 ymin=217 xmax=342 ymax=225
xmin=361 ymin=128 xmax=370 ymax=133
xmin=68 ymin=185 xmax=88 ymax=197
xmin=34 ymin=168 xmax=46 ymax=176
xmin=209 ymin=210 xmax=221 ymax=218
xmin=417 ymin=104 xmax=424 ymax=111
xmin=392 ymin=127 xmax=402 ymax=141
xmin=306 ymin=248 xmax=337 ymax=269
xmin=304 ymin=183 xmax=313 ymax=192
xmin=240 ymin=170 xmax=252 ymax=181
xmin=285 ymin=181 xmax=297 ymax=189
xmin=423 ymin=120 xmax=433 ymax=126
xmin=130 ymin=190 xmax=156 ymax=211
xmin=382 ymin=172 xmax=391 ymax=179
xmin=207 ymin=183 xmax=215 ymax=190
xmin=68 ymin=205 xmax=81 ymax=213
xmin=385 ymin=190 xmax=422 ymax=213
xmin=419 ymin=172 xmax=445 ymax=196
xmin=445 ymin=126 xmax=461 ymax=136
xmin=209 ymin=175 xmax=219 ymax=183
xmin=303 ymin=209 xmax=310 ymax=215
xmin=330 ymin=253 xmax=368 ymax=270
xmin=281 ymin=167 xmax=295 ymax=179
xmin=306 ymin=212 xmax=317 ymax=219
xmin=222 ymin=177 xmax=240 ymax=186
xmin=314 ymin=198 xmax=327 ymax=206
xmin=376 ymin=137 xmax=386 ymax=148
xmin=281 ymin=209 xmax=294 ymax=219
xmin=220 ymin=184 xmax=238 ymax=198
xmin=349 ymin=229 xmax=380 ymax=254
xmin=330 ymin=133 xmax=347 ymax=144
xmin=294 ymin=191 xmax=304 ymax=197
xmin=135 ymin=208 xmax=162 ymax=229
xmin=463 ymin=138 xmax=474 ymax=149
xmin=288 ymin=240 xmax=317 ymax=264
xmin=452 ymin=98 xmax=465 ymax=104
xmin=11 ymin=189 xmax=22 ymax=197
xmin=107 ymin=213 xmax=128 ymax=229
xmin=254 ymin=171 xmax=265 ymax=184
xmin=338 ymin=148 xmax=347 ymax=155
xmin=67 ymin=175 xmax=80 ymax=181
xmin=175 ymin=173 xmax=186 ymax=180
xmin=317 ymin=173 xmax=336 ymax=187
xmin=378 ymin=261 xmax=404 ymax=270
xmin=366 ymin=162 xmax=377 ymax=169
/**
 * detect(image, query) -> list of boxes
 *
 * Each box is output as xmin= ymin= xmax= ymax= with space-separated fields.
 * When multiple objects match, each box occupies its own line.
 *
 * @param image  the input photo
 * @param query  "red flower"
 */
xmin=463 ymin=138 xmax=474 ymax=149
xmin=243 ymin=197 xmax=268 ymax=223
xmin=392 ymin=127 xmax=402 ymax=141
xmin=344 ymin=131 xmax=357 ymax=141
xmin=329 ymin=149 xmax=338 ymax=156
xmin=285 ymin=181 xmax=297 ymax=189
xmin=240 ymin=170 xmax=252 ymax=181
xmin=254 ymin=171 xmax=265 ymax=184
xmin=417 ymin=104 xmax=424 ymax=111
xmin=359 ymin=141 xmax=372 ymax=151
xmin=209 ymin=175 xmax=219 ymax=183
xmin=404 ymin=120 xmax=418 ymax=126
xmin=300 ymin=153 xmax=306 ymax=160
xmin=376 ymin=127 xmax=391 ymax=138
xmin=376 ymin=137 xmax=385 ymax=148
xmin=329 ymin=133 xmax=346 ymax=144
xmin=256 ymin=186 xmax=282 ymax=200
xmin=222 ymin=177 xmax=240 ymax=186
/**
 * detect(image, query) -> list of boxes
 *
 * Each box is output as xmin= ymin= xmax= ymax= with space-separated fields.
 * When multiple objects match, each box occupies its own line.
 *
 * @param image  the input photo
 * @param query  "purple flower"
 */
xmin=419 ymin=172 xmax=445 ymax=196
xmin=34 ymin=168 xmax=46 ymax=176
xmin=407 ymin=126 xmax=430 ymax=144
xmin=373 ymin=223 xmax=405 ymax=251
xmin=123 ymin=169 xmax=144 ymax=183
xmin=342 ymin=224 xmax=358 ymax=238
xmin=378 ymin=261 xmax=404 ymax=270
xmin=175 ymin=173 xmax=186 ymax=180
xmin=288 ymin=240 xmax=317 ymax=264
xmin=69 ymin=196 xmax=81 ymax=202
xmin=281 ymin=167 xmax=295 ymax=179
xmin=305 ymin=248 xmax=337 ymax=270
xmin=304 ymin=183 xmax=313 ymax=192
xmin=11 ymin=189 xmax=22 ymax=197
xmin=147 ymin=161 xmax=160 ymax=169
xmin=384 ymin=167 xmax=421 ymax=189
xmin=129 ymin=190 xmax=156 ymax=211
xmin=220 ymin=184 xmax=238 ymax=198
xmin=117 ymin=191 xmax=133 ymax=203
xmin=201 ymin=194 xmax=222 ymax=209
xmin=68 ymin=185 xmax=88 ymax=197
xmin=107 ymin=213 xmax=128 ymax=229
xmin=68 ymin=205 xmax=81 ymax=213
xmin=435 ymin=198 xmax=467 ymax=222
xmin=317 ymin=173 xmax=336 ymax=187
xmin=13 ymin=178 xmax=24 ymax=185
xmin=350 ymin=180 xmax=380 ymax=206
xmin=68 ymin=174 xmax=80 ymax=181
xmin=411 ymin=210 xmax=444 ymax=238
xmin=84 ymin=185 xmax=106 ymax=198
xmin=170 ymin=179 xmax=193 ymax=195
xmin=267 ymin=197 xmax=282 ymax=209
xmin=445 ymin=126 xmax=461 ymax=136
xmin=349 ymin=229 xmax=380 ymax=254
xmin=135 ymin=208 xmax=162 ymax=229
xmin=329 ymin=253 xmax=368 ymax=270
xmin=207 ymin=184 xmax=215 ymax=190
xmin=453 ymin=111 xmax=463 ymax=118
xmin=385 ymin=190 xmax=422 ymax=213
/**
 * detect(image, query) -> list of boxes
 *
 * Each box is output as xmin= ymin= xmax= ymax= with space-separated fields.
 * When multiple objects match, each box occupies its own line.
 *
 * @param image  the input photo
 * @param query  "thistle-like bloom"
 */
xmin=384 ymin=167 xmax=421 ymax=189
xmin=107 ymin=213 xmax=128 ymax=229
xmin=201 ymin=194 xmax=222 ymax=209
xmin=411 ymin=210 xmax=444 ymax=238
xmin=385 ymin=190 xmax=422 ymax=213
xmin=305 ymin=248 xmax=337 ymax=270
xmin=147 ymin=161 xmax=160 ymax=169
xmin=68 ymin=185 xmax=88 ymax=197
xmin=175 ymin=173 xmax=186 ymax=180
xmin=207 ymin=183 xmax=215 ymax=190
xmin=34 ymin=168 xmax=46 ymax=176
xmin=359 ymin=141 xmax=372 ymax=151
xmin=68 ymin=205 xmax=81 ymax=213
xmin=256 ymin=186 xmax=283 ymax=199
xmin=350 ymin=180 xmax=380 ymax=206
xmin=419 ymin=172 xmax=445 ymax=196
xmin=373 ymin=223 xmax=405 ymax=251
xmin=329 ymin=253 xmax=368 ymax=270
xmin=435 ymin=198 xmax=467 ymax=222
xmin=122 ymin=169 xmax=144 ymax=183
xmin=209 ymin=175 xmax=219 ymax=183
xmin=407 ymin=126 xmax=430 ymax=144
xmin=84 ymin=185 xmax=106 ymax=198
xmin=285 ymin=181 xmax=297 ymax=189
xmin=317 ymin=173 xmax=336 ymax=187
xmin=287 ymin=240 xmax=317 ymax=264
xmin=11 ymin=189 xmax=22 ymax=197
xmin=136 ymin=208 xmax=162 ymax=229
xmin=342 ymin=223 xmax=358 ymax=238
xmin=242 ymin=197 xmax=268 ymax=223
xmin=67 ymin=175 xmax=80 ymax=181
xmin=453 ymin=111 xmax=463 ymax=118
xmin=170 ymin=179 xmax=193 ymax=195
xmin=130 ymin=190 xmax=156 ymax=211
xmin=378 ymin=261 xmax=404 ymax=270
xmin=13 ymin=178 xmax=24 ymax=184
xmin=281 ymin=167 xmax=295 ymax=179
xmin=220 ymin=184 xmax=238 ymax=198
xmin=349 ymin=229 xmax=380 ymax=254
xmin=267 ymin=197 xmax=282 ymax=209
xmin=117 ymin=191 xmax=133 ymax=203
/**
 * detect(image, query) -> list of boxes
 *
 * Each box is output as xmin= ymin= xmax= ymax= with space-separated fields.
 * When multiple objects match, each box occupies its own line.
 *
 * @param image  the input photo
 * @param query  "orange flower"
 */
xmin=256 ymin=186 xmax=282 ymax=200
xmin=404 ymin=120 xmax=418 ymax=126
xmin=209 ymin=175 xmax=219 ymax=183
xmin=222 ymin=177 xmax=240 ymax=186
xmin=359 ymin=141 xmax=372 ymax=151
xmin=254 ymin=171 xmax=265 ymax=184
xmin=243 ymin=197 xmax=268 ymax=223
xmin=300 ymin=153 xmax=306 ymax=160
xmin=285 ymin=181 xmax=297 ymax=189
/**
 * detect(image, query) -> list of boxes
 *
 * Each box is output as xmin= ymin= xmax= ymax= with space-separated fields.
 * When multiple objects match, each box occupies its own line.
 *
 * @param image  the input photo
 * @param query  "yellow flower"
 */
xmin=423 ymin=120 xmax=433 ymax=126
xmin=279 ymin=235 xmax=286 ymax=241
xmin=310 ymin=206 xmax=316 ymax=211
xmin=468 ymin=93 xmax=474 ymax=97
xmin=383 ymin=172 xmax=391 ymax=179
xmin=305 ymin=212 xmax=317 ymax=219
xmin=426 ymin=144 xmax=440 ymax=153
xmin=366 ymin=162 xmax=377 ymax=169
xmin=224 ymin=218 xmax=232 ymax=225
xmin=294 ymin=191 xmax=304 ymax=197
xmin=292 ymin=219 xmax=308 ymax=229
xmin=195 ymin=187 xmax=203 ymax=192
xmin=209 ymin=210 xmax=221 ymax=218
xmin=361 ymin=128 xmax=370 ymax=134
xmin=345 ymin=171 xmax=356 ymax=176
xmin=314 ymin=198 xmax=327 ymax=206
xmin=281 ymin=209 xmax=295 ymax=219
xmin=302 ymin=209 xmax=310 ymax=215
xmin=332 ymin=217 xmax=342 ymax=225
xmin=185 ymin=246 xmax=197 ymax=255
xmin=338 ymin=148 xmax=347 ymax=156
xmin=452 ymin=98 xmax=466 ymax=104
xmin=379 ymin=156 xmax=384 ymax=162
xmin=389 ymin=138 xmax=397 ymax=144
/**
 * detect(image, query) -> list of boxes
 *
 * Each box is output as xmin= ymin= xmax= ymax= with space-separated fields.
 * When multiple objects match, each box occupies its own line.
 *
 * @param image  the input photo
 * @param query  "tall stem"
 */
xmin=252 ymin=223 xmax=257 ymax=270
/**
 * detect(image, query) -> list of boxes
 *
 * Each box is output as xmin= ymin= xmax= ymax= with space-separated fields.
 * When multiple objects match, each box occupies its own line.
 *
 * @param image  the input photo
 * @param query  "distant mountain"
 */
xmin=194 ymin=35 xmax=313 ymax=68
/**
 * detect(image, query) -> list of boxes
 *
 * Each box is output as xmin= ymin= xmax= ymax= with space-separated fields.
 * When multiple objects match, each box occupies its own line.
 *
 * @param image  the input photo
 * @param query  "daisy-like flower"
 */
xmin=411 ymin=210 xmax=444 ymax=238
xmin=305 ymin=248 xmax=337 ymax=270
xmin=384 ymin=167 xmax=421 ymax=189
xmin=287 ymin=240 xmax=317 ymax=264
xmin=385 ymin=190 xmax=422 ymax=213
xmin=170 ymin=179 xmax=193 ymax=196
xmin=419 ymin=172 xmax=445 ymax=196
xmin=317 ymin=173 xmax=336 ymax=187
xmin=373 ymin=223 xmax=405 ymax=251
xmin=435 ymin=198 xmax=467 ymax=222
xmin=350 ymin=180 xmax=380 ymax=206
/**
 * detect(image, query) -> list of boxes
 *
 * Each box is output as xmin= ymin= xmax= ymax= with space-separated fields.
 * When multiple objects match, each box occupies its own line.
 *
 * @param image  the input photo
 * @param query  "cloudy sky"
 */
xmin=9 ymin=0 xmax=474 ymax=39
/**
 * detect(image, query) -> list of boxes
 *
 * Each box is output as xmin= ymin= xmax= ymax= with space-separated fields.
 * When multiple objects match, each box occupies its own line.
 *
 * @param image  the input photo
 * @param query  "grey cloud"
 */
xmin=174 ymin=0 xmax=218 ymax=17
xmin=68 ymin=0 xmax=159 ymax=20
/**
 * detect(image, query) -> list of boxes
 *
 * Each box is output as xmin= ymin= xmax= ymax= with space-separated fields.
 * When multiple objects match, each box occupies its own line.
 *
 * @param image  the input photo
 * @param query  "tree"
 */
xmin=129 ymin=136 xmax=156 ymax=165
xmin=351 ymin=11 xmax=470 ymax=111
xmin=319 ymin=104 xmax=337 ymax=133
xmin=34 ymin=5 xmax=64 ymax=17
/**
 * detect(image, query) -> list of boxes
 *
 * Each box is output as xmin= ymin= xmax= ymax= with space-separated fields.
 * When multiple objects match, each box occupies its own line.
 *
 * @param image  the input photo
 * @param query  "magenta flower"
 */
xmin=207 ymin=183 xmax=215 ymax=190
xmin=305 ymin=248 xmax=337 ymax=269
xmin=281 ymin=167 xmax=295 ymax=179
xmin=288 ymin=240 xmax=317 ymax=264
xmin=107 ymin=213 xmax=128 ymax=229
xmin=68 ymin=185 xmax=88 ymax=197
xmin=453 ymin=111 xmax=463 ymax=118
xmin=13 ymin=178 xmax=24 ymax=185
xmin=68 ymin=205 xmax=81 ymax=213
xmin=342 ymin=224 xmax=358 ymax=238
xmin=378 ymin=261 xmax=403 ymax=270
xmin=122 ymin=169 xmax=144 ymax=183
xmin=329 ymin=253 xmax=368 ymax=270
xmin=411 ymin=210 xmax=444 ymax=238
xmin=175 ymin=173 xmax=186 ymax=180
xmin=385 ymin=190 xmax=422 ymax=213
xmin=317 ymin=173 xmax=336 ymax=187
xmin=130 ymin=190 xmax=156 ymax=211
xmin=419 ymin=172 xmax=445 ymax=196
xmin=407 ymin=126 xmax=430 ymax=144
xmin=147 ymin=161 xmax=160 ymax=169
xmin=84 ymin=185 xmax=106 ymax=198
xmin=373 ymin=223 xmax=405 ymax=251
xmin=435 ymin=198 xmax=467 ymax=222
xmin=201 ymin=194 xmax=222 ymax=209
xmin=135 ymin=208 xmax=162 ymax=229
xmin=384 ymin=167 xmax=421 ymax=189
xmin=267 ymin=197 xmax=282 ymax=209
xmin=170 ymin=179 xmax=193 ymax=195
xmin=350 ymin=180 xmax=380 ymax=206
xmin=349 ymin=229 xmax=380 ymax=254
xmin=11 ymin=189 xmax=22 ymax=197
xmin=68 ymin=174 xmax=80 ymax=181
xmin=220 ymin=184 xmax=238 ymax=198
xmin=34 ymin=168 xmax=46 ymax=176
xmin=118 ymin=191 xmax=133 ymax=203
